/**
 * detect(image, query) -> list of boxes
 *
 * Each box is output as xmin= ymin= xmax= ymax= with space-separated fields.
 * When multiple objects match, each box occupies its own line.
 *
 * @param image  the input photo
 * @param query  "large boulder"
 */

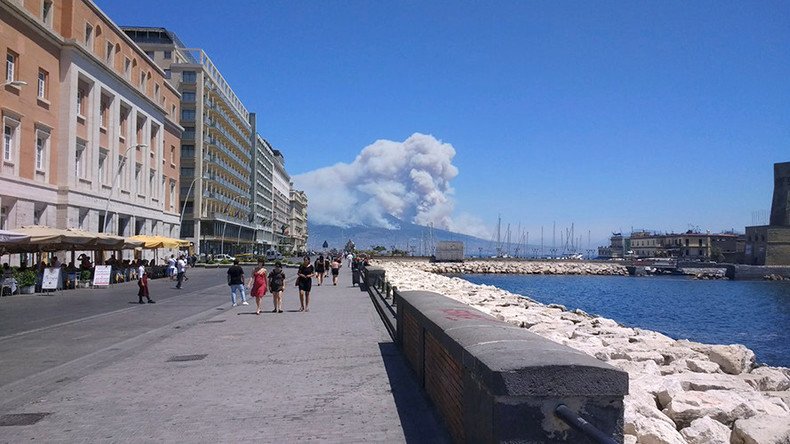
xmin=704 ymin=344 xmax=755 ymax=375
xmin=742 ymin=366 xmax=790 ymax=391
xmin=679 ymin=416 xmax=731 ymax=444
xmin=662 ymin=372 xmax=754 ymax=393
xmin=623 ymin=390 xmax=686 ymax=444
xmin=664 ymin=390 xmax=788 ymax=429
xmin=731 ymin=414 xmax=790 ymax=444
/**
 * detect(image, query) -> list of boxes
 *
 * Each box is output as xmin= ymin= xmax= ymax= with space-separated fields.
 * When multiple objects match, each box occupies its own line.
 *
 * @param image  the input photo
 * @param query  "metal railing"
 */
xmin=554 ymin=404 xmax=618 ymax=444
xmin=361 ymin=267 xmax=396 ymax=339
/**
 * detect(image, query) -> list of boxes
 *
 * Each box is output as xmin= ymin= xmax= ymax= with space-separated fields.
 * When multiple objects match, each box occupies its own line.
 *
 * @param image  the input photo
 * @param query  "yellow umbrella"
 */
xmin=128 ymin=235 xmax=190 ymax=249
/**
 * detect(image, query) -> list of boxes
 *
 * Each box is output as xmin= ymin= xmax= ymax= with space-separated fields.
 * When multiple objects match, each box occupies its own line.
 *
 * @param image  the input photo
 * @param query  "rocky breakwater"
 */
xmin=379 ymin=260 xmax=790 ymax=444
xmin=409 ymin=260 xmax=630 ymax=276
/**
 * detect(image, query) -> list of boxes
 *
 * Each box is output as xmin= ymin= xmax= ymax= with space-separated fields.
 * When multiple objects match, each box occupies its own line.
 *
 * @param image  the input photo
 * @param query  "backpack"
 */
xmin=269 ymin=269 xmax=284 ymax=288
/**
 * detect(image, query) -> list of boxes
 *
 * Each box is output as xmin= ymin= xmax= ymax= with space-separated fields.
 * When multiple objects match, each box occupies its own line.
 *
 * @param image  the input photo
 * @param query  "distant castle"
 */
xmin=744 ymin=162 xmax=790 ymax=265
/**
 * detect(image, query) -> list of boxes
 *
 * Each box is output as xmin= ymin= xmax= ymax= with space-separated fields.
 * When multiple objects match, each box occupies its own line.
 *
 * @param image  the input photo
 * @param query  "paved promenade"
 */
xmin=0 ymin=266 xmax=448 ymax=442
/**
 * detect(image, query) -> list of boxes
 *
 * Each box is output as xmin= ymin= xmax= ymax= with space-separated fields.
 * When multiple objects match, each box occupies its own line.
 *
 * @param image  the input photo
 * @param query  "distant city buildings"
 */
xmin=599 ymin=231 xmax=739 ymax=261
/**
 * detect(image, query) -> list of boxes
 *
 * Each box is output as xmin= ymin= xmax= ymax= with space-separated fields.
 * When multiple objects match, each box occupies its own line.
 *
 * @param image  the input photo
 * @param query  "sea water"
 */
xmin=460 ymin=274 xmax=790 ymax=368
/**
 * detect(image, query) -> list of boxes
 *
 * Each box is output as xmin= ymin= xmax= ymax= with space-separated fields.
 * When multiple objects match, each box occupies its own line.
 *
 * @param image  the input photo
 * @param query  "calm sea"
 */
xmin=459 ymin=274 xmax=790 ymax=368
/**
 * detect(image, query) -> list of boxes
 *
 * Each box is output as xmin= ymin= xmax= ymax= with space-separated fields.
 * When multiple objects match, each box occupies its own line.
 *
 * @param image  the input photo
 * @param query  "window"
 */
xmin=106 ymin=42 xmax=114 ymax=63
xmin=3 ymin=123 xmax=15 ymax=162
xmin=163 ymin=69 xmax=171 ymax=79
xmin=181 ymin=144 xmax=194 ymax=157
xmin=170 ymin=145 xmax=175 ymax=164
xmin=182 ymin=91 xmax=196 ymax=102
xmin=124 ymin=58 xmax=131 ymax=79
xmin=77 ymin=89 xmax=84 ymax=115
xmin=99 ymin=99 xmax=108 ymax=128
xmin=149 ymin=169 xmax=156 ymax=196
xmin=35 ymin=132 xmax=49 ymax=171
xmin=145 ymin=51 xmax=155 ymax=59
xmin=163 ymin=50 xmax=172 ymax=59
xmin=85 ymin=24 xmax=93 ymax=47
xmin=181 ymin=109 xmax=195 ymax=121
xmin=6 ymin=52 xmax=15 ymax=81
xmin=182 ymin=71 xmax=196 ymax=82
xmin=170 ymin=180 xmax=176 ymax=210
xmin=75 ymin=140 xmax=86 ymax=178
xmin=135 ymin=164 xmax=142 ymax=194
xmin=182 ymin=126 xmax=195 ymax=139
xmin=140 ymin=72 xmax=146 ymax=89
xmin=98 ymin=150 xmax=107 ymax=184
xmin=42 ymin=1 xmax=53 ymax=26
xmin=118 ymin=155 xmax=127 ymax=190
xmin=37 ymin=69 xmax=48 ymax=98
xmin=154 ymin=83 xmax=160 ymax=101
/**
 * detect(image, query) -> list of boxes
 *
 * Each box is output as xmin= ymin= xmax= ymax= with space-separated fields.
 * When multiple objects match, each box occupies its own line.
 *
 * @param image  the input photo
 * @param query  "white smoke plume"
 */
xmin=293 ymin=133 xmax=489 ymax=238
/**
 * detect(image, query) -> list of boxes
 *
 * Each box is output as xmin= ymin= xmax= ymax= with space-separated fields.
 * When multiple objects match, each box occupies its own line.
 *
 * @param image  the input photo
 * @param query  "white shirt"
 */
xmin=137 ymin=264 xmax=145 ymax=279
xmin=177 ymin=259 xmax=186 ymax=273
xmin=168 ymin=257 xmax=176 ymax=269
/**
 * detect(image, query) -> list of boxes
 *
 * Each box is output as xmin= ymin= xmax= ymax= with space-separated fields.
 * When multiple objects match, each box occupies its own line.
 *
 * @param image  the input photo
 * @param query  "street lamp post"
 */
xmin=178 ymin=176 xmax=199 ymax=229
xmin=103 ymin=143 xmax=147 ymax=233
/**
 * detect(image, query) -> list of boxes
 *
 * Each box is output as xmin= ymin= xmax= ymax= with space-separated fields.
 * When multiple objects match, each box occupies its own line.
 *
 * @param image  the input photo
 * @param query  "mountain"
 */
xmin=307 ymin=217 xmax=497 ymax=257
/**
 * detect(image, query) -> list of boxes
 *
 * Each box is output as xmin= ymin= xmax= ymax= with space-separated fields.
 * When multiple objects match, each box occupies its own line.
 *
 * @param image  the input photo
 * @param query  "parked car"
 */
xmin=214 ymin=254 xmax=236 ymax=262
xmin=265 ymin=249 xmax=282 ymax=261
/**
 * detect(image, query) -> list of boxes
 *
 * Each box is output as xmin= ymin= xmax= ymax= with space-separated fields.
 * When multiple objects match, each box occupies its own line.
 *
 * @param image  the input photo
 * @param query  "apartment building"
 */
xmin=271 ymin=149 xmax=290 ymax=249
xmin=289 ymin=189 xmax=308 ymax=254
xmin=123 ymin=27 xmax=256 ymax=255
xmin=624 ymin=230 xmax=738 ymax=260
xmin=252 ymin=133 xmax=274 ymax=251
xmin=1 ymin=0 xmax=181 ymax=240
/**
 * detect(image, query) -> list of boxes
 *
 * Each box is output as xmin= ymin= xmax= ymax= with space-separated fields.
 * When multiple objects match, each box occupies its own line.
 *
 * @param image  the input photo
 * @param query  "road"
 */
xmin=0 ymin=266 xmax=273 ymax=409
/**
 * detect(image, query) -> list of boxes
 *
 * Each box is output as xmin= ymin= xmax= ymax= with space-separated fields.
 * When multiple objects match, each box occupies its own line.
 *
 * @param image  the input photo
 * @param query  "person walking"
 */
xmin=248 ymin=258 xmax=268 ymax=315
xmin=137 ymin=267 xmax=155 ymax=304
xmin=314 ymin=255 xmax=325 ymax=286
xmin=268 ymin=261 xmax=286 ymax=313
xmin=297 ymin=256 xmax=314 ymax=312
xmin=330 ymin=256 xmax=341 ymax=286
xmin=346 ymin=252 xmax=353 ymax=268
xmin=175 ymin=255 xmax=186 ymax=289
xmin=227 ymin=259 xmax=248 ymax=307
xmin=167 ymin=255 xmax=176 ymax=280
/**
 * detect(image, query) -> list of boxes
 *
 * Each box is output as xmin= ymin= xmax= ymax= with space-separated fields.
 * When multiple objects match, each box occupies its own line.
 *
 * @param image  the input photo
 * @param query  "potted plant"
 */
xmin=79 ymin=270 xmax=92 ymax=288
xmin=14 ymin=269 xmax=37 ymax=294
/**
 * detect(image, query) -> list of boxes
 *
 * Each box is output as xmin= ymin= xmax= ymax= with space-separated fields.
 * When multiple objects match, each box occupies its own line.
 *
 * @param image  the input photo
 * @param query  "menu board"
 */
xmin=41 ymin=267 xmax=61 ymax=290
xmin=93 ymin=265 xmax=112 ymax=287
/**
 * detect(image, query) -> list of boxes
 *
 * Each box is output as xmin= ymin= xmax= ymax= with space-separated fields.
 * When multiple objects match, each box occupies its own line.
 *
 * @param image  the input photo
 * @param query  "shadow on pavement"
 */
xmin=378 ymin=342 xmax=450 ymax=443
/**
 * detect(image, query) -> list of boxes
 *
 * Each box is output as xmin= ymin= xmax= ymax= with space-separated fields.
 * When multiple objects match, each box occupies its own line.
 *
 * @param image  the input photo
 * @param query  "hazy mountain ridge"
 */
xmin=306 ymin=217 xmax=496 ymax=256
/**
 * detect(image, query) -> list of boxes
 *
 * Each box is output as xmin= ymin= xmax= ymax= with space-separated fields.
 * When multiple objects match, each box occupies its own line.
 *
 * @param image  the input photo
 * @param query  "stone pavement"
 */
xmin=0 ymin=266 xmax=449 ymax=443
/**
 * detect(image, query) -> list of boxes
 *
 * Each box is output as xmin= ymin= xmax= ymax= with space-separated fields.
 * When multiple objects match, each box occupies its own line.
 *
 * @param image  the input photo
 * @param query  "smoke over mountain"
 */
xmin=293 ymin=133 xmax=489 ymax=238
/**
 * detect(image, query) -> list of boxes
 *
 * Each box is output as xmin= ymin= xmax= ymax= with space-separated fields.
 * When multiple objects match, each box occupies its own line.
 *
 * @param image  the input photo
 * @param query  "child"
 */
xmin=137 ymin=269 xmax=155 ymax=304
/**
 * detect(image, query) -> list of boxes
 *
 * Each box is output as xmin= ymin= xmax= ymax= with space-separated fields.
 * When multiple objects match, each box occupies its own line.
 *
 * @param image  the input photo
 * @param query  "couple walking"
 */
xmin=226 ymin=259 xmax=286 ymax=315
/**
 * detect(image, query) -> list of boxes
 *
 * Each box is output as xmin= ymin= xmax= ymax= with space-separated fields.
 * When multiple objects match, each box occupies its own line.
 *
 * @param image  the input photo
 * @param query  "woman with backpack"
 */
xmin=268 ymin=261 xmax=286 ymax=313
xmin=248 ymin=258 xmax=268 ymax=315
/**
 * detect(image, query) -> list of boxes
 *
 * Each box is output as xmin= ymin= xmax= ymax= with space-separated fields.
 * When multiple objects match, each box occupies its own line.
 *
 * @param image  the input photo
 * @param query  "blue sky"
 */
xmin=100 ymin=1 xmax=790 ymax=244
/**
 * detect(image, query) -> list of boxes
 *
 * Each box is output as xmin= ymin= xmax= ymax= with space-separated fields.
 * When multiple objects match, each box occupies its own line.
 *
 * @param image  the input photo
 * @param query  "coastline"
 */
xmin=378 ymin=260 xmax=790 ymax=443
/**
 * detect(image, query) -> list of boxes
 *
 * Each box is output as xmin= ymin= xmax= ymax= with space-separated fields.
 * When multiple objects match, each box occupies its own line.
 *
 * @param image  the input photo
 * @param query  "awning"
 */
xmin=66 ymin=228 xmax=144 ymax=250
xmin=0 ymin=229 xmax=30 ymax=244
xmin=127 ymin=235 xmax=191 ymax=249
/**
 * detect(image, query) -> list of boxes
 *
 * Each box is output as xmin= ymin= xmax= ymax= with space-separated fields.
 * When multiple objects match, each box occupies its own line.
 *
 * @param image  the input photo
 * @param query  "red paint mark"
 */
xmin=442 ymin=308 xmax=489 ymax=322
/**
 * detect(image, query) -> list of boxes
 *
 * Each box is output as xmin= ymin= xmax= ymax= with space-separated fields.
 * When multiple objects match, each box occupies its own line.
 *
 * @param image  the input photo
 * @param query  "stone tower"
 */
xmin=769 ymin=162 xmax=790 ymax=227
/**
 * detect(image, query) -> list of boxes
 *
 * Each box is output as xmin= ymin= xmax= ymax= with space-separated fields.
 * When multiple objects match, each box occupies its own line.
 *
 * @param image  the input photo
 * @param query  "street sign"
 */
xmin=41 ymin=267 xmax=61 ymax=290
xmin=93 ymin=265 xmax=112 ymax=287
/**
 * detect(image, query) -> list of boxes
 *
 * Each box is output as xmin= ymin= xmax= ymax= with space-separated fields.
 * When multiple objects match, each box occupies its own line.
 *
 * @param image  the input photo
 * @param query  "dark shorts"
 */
xmin=298 ymin=278 xmax=312 ymax=292
xmin=331 ymin=268 xmax=339 ymax=276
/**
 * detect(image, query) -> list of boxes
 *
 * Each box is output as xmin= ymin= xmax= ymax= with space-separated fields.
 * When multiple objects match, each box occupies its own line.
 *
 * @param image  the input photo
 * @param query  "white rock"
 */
xmin=686 ymin=359 xmax=720 ymax=374
xmin=679 ymin=416 xmax=731 ymax=444
xmin=742 ymin=366 xmax=790 ymax=391
xmin=663 ymin=372 xmax=754 ymax=393
xmin=731 ymin=414 xmax=790 ymax=444
xmin=704 ymin=344 xmax=756 ymax=375
xmin=624 ymin=389 xmax=685 ymax=444
xmin=663 ymin=390 xmax=772 ymax=428
xmin=623 ymin=434 xmax=637 ymax=444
